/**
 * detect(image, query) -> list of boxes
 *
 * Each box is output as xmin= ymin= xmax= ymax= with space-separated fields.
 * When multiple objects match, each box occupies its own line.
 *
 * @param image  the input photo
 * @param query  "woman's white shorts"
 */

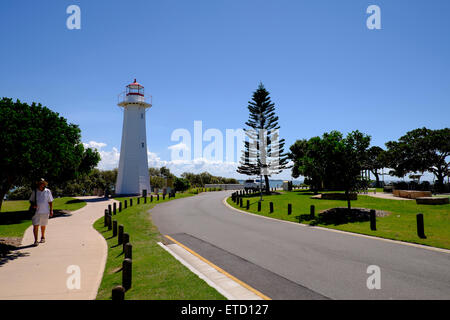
xmin=32 ymin=213 xmax=49 ymax=226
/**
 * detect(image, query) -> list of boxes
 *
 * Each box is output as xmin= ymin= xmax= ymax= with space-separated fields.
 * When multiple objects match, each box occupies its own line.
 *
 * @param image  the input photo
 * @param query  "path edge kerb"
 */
xmin=222 ymin=196 xmax=450 ymax=255
xmin=89 ymin=201 xmax=116 ymax=300
xmin=85 ymin=198 xmax=120 ymax=300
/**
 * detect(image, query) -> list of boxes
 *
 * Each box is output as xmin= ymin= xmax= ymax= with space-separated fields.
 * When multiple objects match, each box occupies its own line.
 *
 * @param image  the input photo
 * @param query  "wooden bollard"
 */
xmin=144 ymin=197 xmax=147 ymax=204
xmin=119 ymin=202 xmax=122 ymax=212
xmin=240 ymin=198 xmax=243 ymax=207
xmin=113 ymin=202 xmax=117 ymax=215
xmin=370 ymin=210 xmax=376 ymax=231
xmin=288 ymin=204 xmax=292 ymax=215
xmin=163 ymin=194 xmax=166 ymax=200
xmin=122 ymin=258 xmax=132 ymax=290
xmin=112 ymin=285 xmax=125 ymax=301
xmin=113 ymin=220 xmax=118 ymax=237
xmin=124 ymin=200 xmax=128 ymax=209
xmin=417 ymin=213 xmax=426 ymax=238
xmin=130 ymin=198 xmax=133 ymax=207
xmin=246 ymin=200 xmax=250 ymax=210
xmin=104 ymin=209 xmax=108 ymax=227
xmin=151 ymin=195 xmax=153 ymax=202
xmin=118 ymin=225 xmax=124 ymax=245
xmin=310 ymin=205 xmax=315 ymax=219
xmin=137 ymin=197 xmax=140 ymax=205
xmin=157 ymin=194 xmax=160 ymax=201
xmin=108 ymin=204 xmax=112 ymax=215
xmin=108 ymin=215 xmax=112 ymax=230
xmin=258 ymin=201 xmax=261 ymax=212
xmin=270 ymin=202 xmax=273 ymax=213
xmin=122 ymin=233 xmax=130 ymax=252
xmin=124 ymin=243 xmax=132 ymax=260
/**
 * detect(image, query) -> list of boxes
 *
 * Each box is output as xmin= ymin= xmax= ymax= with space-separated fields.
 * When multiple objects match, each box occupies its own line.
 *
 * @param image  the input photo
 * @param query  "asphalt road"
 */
xmin=152 ymin=191 xmax=450 ymax=300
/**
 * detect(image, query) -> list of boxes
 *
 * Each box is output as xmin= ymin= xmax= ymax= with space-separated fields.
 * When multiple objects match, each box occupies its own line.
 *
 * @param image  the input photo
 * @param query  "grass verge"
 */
xmin=0 ymin=197 xmax=86 ymax=238
xmin=227 ymin=190 xmax=450 ymax=250
xmin=93 ymin=193 xmax=226 ymax=300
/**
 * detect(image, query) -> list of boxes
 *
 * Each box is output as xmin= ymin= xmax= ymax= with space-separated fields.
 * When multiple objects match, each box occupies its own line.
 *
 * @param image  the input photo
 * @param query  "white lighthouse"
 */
xmin=115 ymin=79 xmax=152 ymax=196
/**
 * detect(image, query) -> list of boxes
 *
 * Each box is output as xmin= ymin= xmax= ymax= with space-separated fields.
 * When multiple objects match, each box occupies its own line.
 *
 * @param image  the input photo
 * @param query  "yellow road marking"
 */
xmin=164 ymin=235 xmax=271 ymax=300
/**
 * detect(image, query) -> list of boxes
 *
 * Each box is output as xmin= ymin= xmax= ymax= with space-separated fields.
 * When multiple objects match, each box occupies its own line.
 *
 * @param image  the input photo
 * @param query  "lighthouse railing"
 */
xmin=118 ymin=92 xmax=152 ymax=105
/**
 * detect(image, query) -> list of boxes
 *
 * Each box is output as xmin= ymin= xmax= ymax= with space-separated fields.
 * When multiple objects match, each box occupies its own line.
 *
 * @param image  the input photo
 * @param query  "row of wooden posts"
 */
xmin=234 ymin=188 xmax=277 ymax=196
xmin=103 ymin=202 xmax=131 ymax=301
xmin=103 ymin=193 xmax=176 ymax=300
xmin=231 ymin=192 xmax=428 ymax=239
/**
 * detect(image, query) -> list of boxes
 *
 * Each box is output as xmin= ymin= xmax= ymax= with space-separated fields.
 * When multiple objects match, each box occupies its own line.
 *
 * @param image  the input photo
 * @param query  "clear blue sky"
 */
xmin=1 ymin=0 xmax=449 ymax=179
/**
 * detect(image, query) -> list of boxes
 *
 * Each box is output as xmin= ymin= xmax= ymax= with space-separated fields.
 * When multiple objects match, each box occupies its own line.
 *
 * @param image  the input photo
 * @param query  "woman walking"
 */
xmin=29 ymin=178 xmax=54 ymax=246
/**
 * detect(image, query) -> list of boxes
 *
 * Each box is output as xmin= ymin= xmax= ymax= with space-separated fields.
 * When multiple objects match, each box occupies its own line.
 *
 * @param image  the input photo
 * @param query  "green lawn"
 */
xmin=94 ymin=193 xmax=226 ymax=300
xmin=228 ymin=190 xmax=450 ymax=250
xmin=0 ymin=197 xmax=86 ymax=238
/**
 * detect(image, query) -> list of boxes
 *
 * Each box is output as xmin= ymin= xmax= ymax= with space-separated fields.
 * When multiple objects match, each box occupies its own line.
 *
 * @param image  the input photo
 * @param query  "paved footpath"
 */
xmin=0 ymin=196 xmax=115 ymax=300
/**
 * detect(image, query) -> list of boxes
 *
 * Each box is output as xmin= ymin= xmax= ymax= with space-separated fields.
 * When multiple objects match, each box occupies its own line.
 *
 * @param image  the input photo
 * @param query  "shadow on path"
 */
xmin=77 ymin=197 xmax=112 ymax=203
xmin=0 ymin=242 xmax=33 ymax=267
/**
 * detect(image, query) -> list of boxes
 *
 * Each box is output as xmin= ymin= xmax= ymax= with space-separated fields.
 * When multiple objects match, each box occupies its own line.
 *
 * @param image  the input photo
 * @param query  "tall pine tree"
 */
xmin=237 ymin=83 xmax=290 ymax=194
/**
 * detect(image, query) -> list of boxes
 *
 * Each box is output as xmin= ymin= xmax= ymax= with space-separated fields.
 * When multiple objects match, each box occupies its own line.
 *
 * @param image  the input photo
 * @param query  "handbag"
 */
xmin=29 ymin=188 xmax=37 ymax=216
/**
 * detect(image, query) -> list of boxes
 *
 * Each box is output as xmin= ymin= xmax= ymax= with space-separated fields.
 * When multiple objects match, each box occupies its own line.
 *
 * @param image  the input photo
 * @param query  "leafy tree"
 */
xmin=7 ymin=169 xmax=118 ymax=199
xmin=101 ymin=169 xmax=118 ymax=194
xmin=0 ymin=98 xmax=100 ymax=210
xmin=174 ymin=177 xmax=190 ymax=192
xmin=237 ymin=83 xmax=290 ymax=193
xmin=6 ymin=186 xmax=33 ymax=200
xmin=148 ymin=167 xmax=176 ymax=190
xmin=148 ymin=168 xmax=164 ymax=189
xmin=332 ymin=131 xmax=371 ymax=209
xmin=364 ymin=146 xmax=386 ymax=188
xmin=160 ymin=166 xmax=176 ymax=181
xmin=289 ymin=131 xmax=344 ymax=192
xmin=289 ymin=139 xmax=309 ymax=181
xmin=149 ymin=167 xmax=161 ymax=177
xmin=180 ymin=172 xmax=201 ymax=187
xmin=289 ymin=130 xmax=371 ymax=209
xmin=385 ymin=127 xmax=450 ymax=192
xmin=180 ymin=172 xmax=238 ymax=187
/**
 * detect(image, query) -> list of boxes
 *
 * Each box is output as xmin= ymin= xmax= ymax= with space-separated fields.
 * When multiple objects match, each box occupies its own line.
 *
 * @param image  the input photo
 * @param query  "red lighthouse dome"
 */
xmin=126 ymin=79 xmax=144 ymax=96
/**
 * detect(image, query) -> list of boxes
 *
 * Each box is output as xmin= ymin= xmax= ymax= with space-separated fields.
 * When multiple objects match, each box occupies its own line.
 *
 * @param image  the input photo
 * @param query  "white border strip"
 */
xmin=157 ymin=242 xmax=235 ymax=300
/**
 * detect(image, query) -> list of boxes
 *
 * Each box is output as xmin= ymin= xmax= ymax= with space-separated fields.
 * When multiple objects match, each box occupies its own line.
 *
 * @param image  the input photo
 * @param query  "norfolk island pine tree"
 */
xmin=237 ymin=83 xmax=290 ymax=194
